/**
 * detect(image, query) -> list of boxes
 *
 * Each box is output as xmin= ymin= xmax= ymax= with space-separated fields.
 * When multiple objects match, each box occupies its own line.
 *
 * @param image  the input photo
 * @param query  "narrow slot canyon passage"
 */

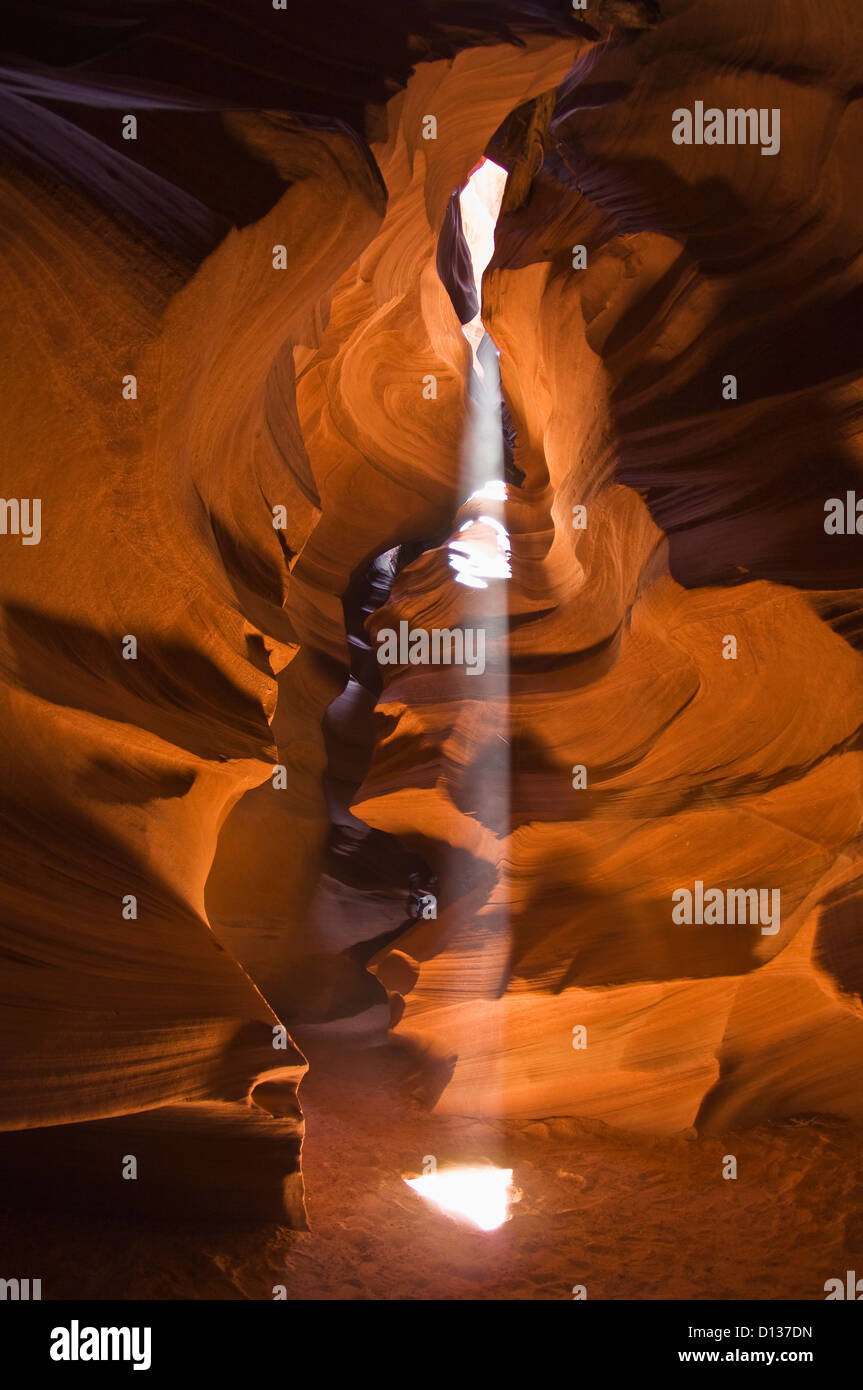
xmin=289 ymin=158 xmax=520 ymax=1249
xmin=1 ymin=0 xmax=862 ymax=1316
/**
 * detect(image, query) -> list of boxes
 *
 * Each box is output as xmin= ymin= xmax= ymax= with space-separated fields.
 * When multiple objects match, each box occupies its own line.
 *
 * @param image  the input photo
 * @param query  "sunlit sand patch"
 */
xmin=404 ymin=1165 xmax=514 ymax=1231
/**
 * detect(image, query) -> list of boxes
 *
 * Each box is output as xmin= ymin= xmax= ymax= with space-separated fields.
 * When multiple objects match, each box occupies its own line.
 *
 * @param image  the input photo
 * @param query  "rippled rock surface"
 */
xmin=1 ymin=1 xmax=861 ymax=1221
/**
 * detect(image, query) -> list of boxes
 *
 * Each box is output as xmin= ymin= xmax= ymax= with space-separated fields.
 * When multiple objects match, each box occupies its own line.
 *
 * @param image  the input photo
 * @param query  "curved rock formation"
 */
xmin=355 ymin=0 xmax=863 ymax=1132
xmin=1 ymin=0 xmax=861 ymax=1231
xmin=0 ymin=1 xmax=584 ymax=1219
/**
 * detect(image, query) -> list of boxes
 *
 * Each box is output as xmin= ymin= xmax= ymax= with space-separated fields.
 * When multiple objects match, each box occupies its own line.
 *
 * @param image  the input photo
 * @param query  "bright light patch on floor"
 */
xmin=404 ymin=1166 xmax=514 ymax=1231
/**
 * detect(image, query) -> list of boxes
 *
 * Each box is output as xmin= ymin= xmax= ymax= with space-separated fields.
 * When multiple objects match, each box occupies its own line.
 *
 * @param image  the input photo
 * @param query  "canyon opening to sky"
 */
xmin=1 ymin=0 xmax=862 ymax=1326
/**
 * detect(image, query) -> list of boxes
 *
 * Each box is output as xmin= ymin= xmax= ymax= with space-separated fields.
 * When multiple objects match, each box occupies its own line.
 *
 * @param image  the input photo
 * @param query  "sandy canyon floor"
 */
xmin=3 ymin=1038 xmax=861 ymax=1302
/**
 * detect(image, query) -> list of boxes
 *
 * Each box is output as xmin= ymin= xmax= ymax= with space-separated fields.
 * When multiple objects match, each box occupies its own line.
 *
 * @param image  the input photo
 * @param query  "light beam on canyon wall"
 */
xmin=0 ymin=0 xmax=862 ymax=1233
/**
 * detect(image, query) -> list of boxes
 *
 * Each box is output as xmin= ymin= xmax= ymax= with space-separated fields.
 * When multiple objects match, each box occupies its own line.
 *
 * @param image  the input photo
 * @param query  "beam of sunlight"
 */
xmin=449 ymin=513 xmax=511 ymax=589
xmin=449 ymin=160 xmax=512 ymax=591
xmin=439 ymin=155 xmax=512 ymax=1108
xmin=404 ymin=1166 xmax=514 ymax=1231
